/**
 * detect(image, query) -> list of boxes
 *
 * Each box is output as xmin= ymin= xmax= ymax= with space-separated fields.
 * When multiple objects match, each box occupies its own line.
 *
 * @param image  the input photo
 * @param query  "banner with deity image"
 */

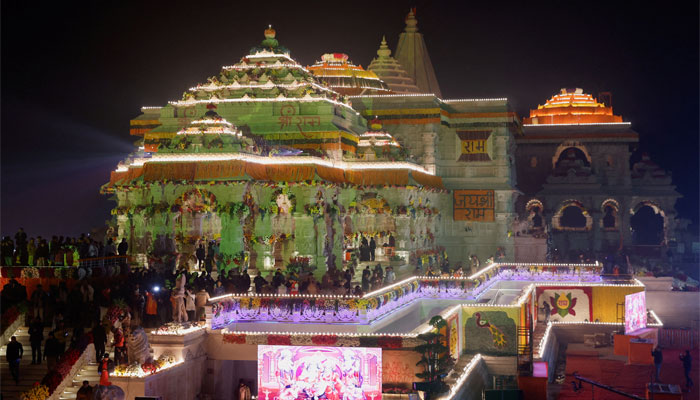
xmin=624 ymin=291 xmax=647 ymax=334
xmin=536 ymin=287 xmax=592 ymax=322
xmin=258 ymin=345 xmax=382 ymax=400
xmin=446 ymin=314 xmax=460 ymax=360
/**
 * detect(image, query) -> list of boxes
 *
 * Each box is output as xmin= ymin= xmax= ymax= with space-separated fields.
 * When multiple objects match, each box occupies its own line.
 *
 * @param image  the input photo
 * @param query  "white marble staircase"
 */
xmin=0 ymin=326 xmax=66 ymax=400
xmin=57 ymin=362 xmax=101 ymax=400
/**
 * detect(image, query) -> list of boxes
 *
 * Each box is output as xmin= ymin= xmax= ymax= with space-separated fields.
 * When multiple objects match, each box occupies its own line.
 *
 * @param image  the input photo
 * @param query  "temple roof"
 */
xmin=394 ymin=9 xmax=442 ymax=97
xmin=308 ymin=53 xmax=391 ymax=96
xmin=367 ymin=36 xmax=421 ymax=94
xmin=169 ymin=27 xmax=349 ymax=111
xmin=107 ymin=28 xmax=443 ymax=191
xmin=523 ymin=88 xmax=624 ymax=125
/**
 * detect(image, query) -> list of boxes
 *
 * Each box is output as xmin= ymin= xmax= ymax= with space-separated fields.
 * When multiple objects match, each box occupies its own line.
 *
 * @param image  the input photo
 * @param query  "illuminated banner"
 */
xmin=453 ymin=190 xmax=495 ymax=221
xmin=625 ymin=291 xmax=647 ymax=334
xmin=457 ymin=131 xmax=491 ymax=161
xmin=258 ymin=345 xmax=382 ymax=400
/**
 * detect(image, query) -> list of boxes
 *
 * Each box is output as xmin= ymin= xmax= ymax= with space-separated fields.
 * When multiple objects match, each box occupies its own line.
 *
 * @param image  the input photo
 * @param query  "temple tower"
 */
xmin=367 ymin=36 xmax=421 ymax=94
xmin=394 ymin=9 xmax=442 ymax=97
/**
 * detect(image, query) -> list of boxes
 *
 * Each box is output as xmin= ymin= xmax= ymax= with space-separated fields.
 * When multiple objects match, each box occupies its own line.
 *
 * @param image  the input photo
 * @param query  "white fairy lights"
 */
xmin=437 ymin=354 xmax=484 ymax=400
xmin=117 ymin=153 xmax=435 ymax=175
xmin=523 ymin=122 xmax=631 ymax=127
xmin=467 ymin=261 xmax=600 ymax=280
xmin=112 ymin=359 xmax=184 ymax=378
xmin=222 ymin=328 xmax=420 ymax=338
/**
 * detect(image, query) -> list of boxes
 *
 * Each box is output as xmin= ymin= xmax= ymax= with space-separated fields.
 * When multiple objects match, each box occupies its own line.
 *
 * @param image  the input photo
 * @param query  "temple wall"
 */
xmin=113 ymin=182 xmax=447 ymax=272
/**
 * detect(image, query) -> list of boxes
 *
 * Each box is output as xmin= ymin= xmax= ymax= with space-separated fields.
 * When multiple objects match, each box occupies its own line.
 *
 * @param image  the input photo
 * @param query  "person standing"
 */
xmin=117 ymin=238 xmax=128 ymax=256
xmin=113 ymin=326 xmax=126 ymax=365
xmin=6 ymin=336 xmax=23 ymax=384
xmin=185 ymin=288 xmax=196 ymax=322
xmin=29 ymin=317 xmax=44 ymax=364
xmin=543 ymin=301 xmax=551 ymax=323
xmin=27 ymin=238 xmax=36 ymax=266
xmin=680 ymin=350 xmax=693 ymax=389
xmin=195 ymin=244 xmax=206 ymax=269
xmin=361 ymin=266 xmax=371 ymax=292
xmin=369 ymin=237 xmax=376 ymax=261
xmin=385 ymin=266 xmax=395 ymax=284
xmin=98 ymin=354 xmax=112 ymax=386
xmin=145 ymin=290 xmax=158 ymax=328
xmin=92 ymin=323 xmax=107 ymax=362
xmin=651 ymin=347 xmax=663 ymax=382
xmin=43 ymin=331 xmax=60 ymax=371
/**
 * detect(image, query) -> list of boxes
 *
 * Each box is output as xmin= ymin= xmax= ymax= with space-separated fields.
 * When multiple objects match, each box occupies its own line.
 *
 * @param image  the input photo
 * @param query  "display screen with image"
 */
xmin=258 ymin=345 xmax=382 ymax=400
xmin=624 ymin=291 xmax=647 ymax=334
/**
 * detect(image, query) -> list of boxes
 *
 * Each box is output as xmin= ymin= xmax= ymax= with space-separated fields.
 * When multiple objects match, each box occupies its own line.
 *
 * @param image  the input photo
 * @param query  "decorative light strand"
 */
xmin=118 ymin=153 xmax=434 ymax=176
xmin=523 ymin=122 xmax=631 ymax=127
xmin=222 ymin=329 xmax=420 ymax=338
xmin=436 ymin=354 xmax=484 ymax=400
xmin=168 ymin=94 xmax=358 ymax=116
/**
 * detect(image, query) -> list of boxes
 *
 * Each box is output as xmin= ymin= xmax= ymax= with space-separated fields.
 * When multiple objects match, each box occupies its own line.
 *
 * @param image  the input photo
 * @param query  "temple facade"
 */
xmin=106 ymin=13 xmax=682 ymax=271
xmin=514 ymin=88 xmax=680 ymax=263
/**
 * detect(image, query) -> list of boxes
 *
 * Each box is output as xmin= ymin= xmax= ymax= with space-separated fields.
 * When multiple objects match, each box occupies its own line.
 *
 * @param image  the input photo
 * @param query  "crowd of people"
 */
xmin=0 ymin=228 xmax=129 ymax=267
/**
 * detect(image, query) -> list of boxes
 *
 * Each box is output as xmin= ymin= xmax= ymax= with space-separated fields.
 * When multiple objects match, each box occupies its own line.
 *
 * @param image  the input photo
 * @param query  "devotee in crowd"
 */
xmin=384 ymin=266 xmax=396 ymax=284
xmin=652 ymin=347 xmax=663 ymax=381
xmin=185 ymin=287 xmax=196 ymax=322
xmin=43 ymin=331 xmax=62 ymax=371
xmin=144 ymin=289 xmax=158 ymax=327
xmin=195 ymin=244 xmax=206 ymax=269
xmin=353 ymin=285 xmax=363 ymax=296
xmin=213 ymin=280 xmax=225 ymax=296
xmin=76 ymin=381 xmax=93 ymax=400
xmin=369 ymin=237 xmax=377 ymax=261
xmin=253 ymin=273 xmax=267 ymax=293
xmin=6 ymin=336 xmax=23 ymax=384
xmin=117 ymin=238 xmax=129 ymax=256
xmin=680 ymin=350 xmax=693 ymax=389
xmin=361 ymin=266 xmax=371 ymax=292
xmin=92 ymin=322 xmax=107 ymax=362
xmin=470 ymin=254 xmax=480 ymax=275
xmin=29 ymin=317 xmax=44 ymax=364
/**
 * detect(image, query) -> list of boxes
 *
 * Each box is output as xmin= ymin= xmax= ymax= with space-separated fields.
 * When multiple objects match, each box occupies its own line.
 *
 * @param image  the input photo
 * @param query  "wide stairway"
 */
xmin=57 ymin=362 xmax=100 ymax=400
xmin=0 ymin=326 xmax=65 ymax=400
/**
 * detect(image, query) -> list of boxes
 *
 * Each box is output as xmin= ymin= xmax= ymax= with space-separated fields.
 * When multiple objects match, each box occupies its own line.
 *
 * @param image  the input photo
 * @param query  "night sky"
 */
xmin=2 ymin=0 xmax=698 ymax=238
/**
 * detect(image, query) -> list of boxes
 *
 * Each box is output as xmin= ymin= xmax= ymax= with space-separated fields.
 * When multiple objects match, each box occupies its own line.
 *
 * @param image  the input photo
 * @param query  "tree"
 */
xmin=414 ymin=315 xmax=455 ymax=398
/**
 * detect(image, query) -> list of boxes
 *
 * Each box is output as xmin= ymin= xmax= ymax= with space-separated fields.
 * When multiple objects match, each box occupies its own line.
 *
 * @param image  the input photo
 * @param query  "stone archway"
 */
xmin=630 ymin=201 xmax=665 ymax=245
xmin=552 ymin=142 xmax=592 ymax=168
xmin=552 ymin=200 xmax=592 ymax=232
xmin=600 ymin=199 xmax=620 ymax=230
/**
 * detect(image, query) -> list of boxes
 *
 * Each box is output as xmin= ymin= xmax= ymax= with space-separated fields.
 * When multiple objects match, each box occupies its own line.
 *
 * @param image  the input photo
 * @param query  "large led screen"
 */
xmin=624 ymin=291 xmax=647 ymax=334
xmin=257 ymin=345 xmax=382 ymax=400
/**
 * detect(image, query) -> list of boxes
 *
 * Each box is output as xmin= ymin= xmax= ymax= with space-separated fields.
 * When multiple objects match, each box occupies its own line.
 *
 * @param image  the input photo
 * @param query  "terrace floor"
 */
xmin=556 ymin=345 xmax=699 ymax=399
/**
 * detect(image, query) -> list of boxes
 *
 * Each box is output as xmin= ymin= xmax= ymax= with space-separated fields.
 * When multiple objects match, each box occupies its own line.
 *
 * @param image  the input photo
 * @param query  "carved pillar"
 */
xmin=422 ymin=131 xmax=437 ymax=174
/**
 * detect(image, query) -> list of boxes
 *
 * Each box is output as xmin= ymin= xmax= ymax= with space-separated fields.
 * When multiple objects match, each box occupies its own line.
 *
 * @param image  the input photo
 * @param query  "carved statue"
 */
xmin=127 ymin=327 xmax=153 ymax=365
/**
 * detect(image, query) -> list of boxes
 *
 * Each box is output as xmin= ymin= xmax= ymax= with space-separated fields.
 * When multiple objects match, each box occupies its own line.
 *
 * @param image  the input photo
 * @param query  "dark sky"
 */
xmin=2 ymin=0 xmax=698 ymax=238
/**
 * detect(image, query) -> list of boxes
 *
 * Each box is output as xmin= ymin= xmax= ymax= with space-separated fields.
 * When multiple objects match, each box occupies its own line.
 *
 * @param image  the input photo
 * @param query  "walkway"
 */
xmin=556 ymin=347 xmax=698 ymax=399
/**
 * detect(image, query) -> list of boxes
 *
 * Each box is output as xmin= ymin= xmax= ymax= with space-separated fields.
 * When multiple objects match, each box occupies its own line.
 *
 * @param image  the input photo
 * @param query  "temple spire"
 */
xmin=368 ymin=36 xmax=420 ymax=94
xmin=394 ymin=8 xmax=442 ymax=97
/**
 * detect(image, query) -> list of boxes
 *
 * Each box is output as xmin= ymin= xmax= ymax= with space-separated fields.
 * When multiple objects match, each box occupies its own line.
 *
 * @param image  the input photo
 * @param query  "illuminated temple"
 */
xmin=25 ymin=10 xmax=686 ymax=400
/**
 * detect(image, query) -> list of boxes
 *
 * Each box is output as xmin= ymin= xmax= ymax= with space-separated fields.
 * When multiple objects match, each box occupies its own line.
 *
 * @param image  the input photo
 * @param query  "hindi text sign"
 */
xmin=454 ymin=190 xmax=495 ymax=221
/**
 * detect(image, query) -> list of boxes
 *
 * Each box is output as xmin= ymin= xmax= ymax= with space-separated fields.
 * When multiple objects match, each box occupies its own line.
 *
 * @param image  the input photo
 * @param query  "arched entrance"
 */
xmin=600 ymin=199 xmax=620 ymax=230
xmin=630 ymin=202 xmax=665 ymax=245
xmin=553 ymin=200 xmax=592 ymax=232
